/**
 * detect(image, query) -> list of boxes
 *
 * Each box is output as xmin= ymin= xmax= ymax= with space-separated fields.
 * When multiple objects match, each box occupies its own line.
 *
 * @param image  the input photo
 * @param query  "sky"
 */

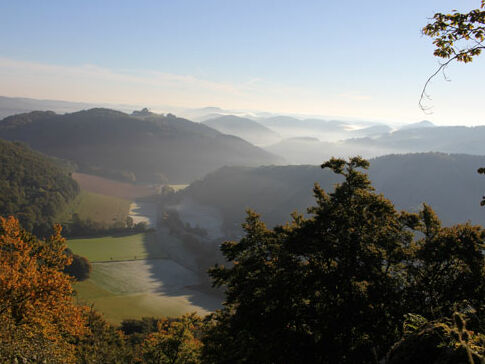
xmin=0 ymin=0 xmax=484 ymax=125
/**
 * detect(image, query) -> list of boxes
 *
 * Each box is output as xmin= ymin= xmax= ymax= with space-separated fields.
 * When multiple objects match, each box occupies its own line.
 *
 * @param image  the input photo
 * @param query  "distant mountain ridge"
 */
xmin=0 ymin=108 xmax=283 ymax=183
xmin=347 ymin=125 xmax=485 ymax=155
xmin=399 ymin=120 xmax=435 ymax=130
xmin=350 ymin=124 xmax=392 ymax=137
xmin=0 ymin=95 xmax=119 ymax=119
xmin=264 ymin=123 xmax=485 ymax=164
xmin=202 ymin=115 xmax=280 ymax=146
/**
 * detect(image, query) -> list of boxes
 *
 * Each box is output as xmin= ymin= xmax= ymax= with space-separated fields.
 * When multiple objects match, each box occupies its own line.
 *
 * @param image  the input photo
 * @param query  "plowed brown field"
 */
xmin=72 ymin=173 xmax=159 ymax=200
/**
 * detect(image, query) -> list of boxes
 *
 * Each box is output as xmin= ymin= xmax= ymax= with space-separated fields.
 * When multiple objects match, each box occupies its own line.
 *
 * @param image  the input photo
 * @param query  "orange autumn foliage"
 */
xmin=142 ymin=313 xmax=204 ymax=364
xmin=0 ymin=216 xmax=87 ymax=363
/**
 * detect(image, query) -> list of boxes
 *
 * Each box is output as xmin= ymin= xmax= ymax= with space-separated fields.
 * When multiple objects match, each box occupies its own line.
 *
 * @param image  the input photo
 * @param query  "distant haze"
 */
xmin=1 ymin=1 xmax=485 ymax=125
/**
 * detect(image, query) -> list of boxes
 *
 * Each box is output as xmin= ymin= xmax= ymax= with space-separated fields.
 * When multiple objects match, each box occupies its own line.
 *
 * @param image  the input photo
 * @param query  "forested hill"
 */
xmin=0 ymin=108 xmax=282 ymax=184
xmin=202 ymin=115 xmax=280 ymax=146
xmin=0 ymin=139 xmax=79 ymax=233
xmin=180 ymin=153 xmax=485 ymax=230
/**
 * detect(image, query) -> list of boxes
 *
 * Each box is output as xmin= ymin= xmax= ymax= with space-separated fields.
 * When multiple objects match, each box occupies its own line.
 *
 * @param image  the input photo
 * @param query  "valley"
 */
xmin=64 ymin=173 xmax=222 ymax=324
xmin=1 ymin=103 xmax=485 ymax=362
xmin=2 ymin=107 xmax=485 ymax=328
xmin=2 ymin=1 xmax=485 ymax=360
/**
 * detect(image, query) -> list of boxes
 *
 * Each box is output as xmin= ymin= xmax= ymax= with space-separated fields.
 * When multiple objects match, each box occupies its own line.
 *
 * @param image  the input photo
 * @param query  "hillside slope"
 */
xmin=0 ymin=109 xmax=282 ymax=183
xmin=0 ymin=139 xmax=79 ymax=232
xmin=179 ymin=153 xmax=485 ymax=231
xmin=202 ymin=115 xmax=280 ymax=146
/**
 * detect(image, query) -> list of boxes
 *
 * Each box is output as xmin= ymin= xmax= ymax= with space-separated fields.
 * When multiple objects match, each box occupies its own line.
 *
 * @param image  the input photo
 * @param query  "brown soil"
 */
xmin=72 ymin=173 xmax=158 ymax=200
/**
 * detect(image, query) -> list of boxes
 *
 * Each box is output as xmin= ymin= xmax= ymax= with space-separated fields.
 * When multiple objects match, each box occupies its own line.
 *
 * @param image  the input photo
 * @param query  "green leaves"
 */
xmin=203 ymin=157 xmax=485 ymax=363
xmin=421 ymin=2 xmax=485 ymax=110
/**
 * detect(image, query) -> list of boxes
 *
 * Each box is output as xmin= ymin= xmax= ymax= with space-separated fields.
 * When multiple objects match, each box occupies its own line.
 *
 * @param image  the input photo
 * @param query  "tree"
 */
xmin=386 ymin=312 xmax=484 ymax=363
xmin=202 ymin=157 xmax=485 ymax=363
xmin=126 ymin=216 xmax=134 ymax=229
xmin=74 ymin=309 xmax=134 ymax=364
xmin=421 ymin=1 xmax=485 ymax=110
xmin=404 ymin=206 xmax=485 ymax=321
xmin=64 ymin=248 xmax=92 ymax=281
xmin=142 ymin=313 xmax=204 ymax=364
xmin=0 ymin=216 xmax=87 ymax=363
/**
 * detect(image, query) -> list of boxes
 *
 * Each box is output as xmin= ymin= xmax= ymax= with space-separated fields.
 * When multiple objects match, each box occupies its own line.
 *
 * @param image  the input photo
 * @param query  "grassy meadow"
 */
xmin=73 ymin=260 xmax=217 ymax=325
xmin=60 ymin=173 xmax=221 ymax=324
xmin=57 ymin=190 xmax=131 ymax=225
xmin=67 ymin=232 xmax=164 ymax=262
xmin=68 ymin=231 xmax=220 ymax=324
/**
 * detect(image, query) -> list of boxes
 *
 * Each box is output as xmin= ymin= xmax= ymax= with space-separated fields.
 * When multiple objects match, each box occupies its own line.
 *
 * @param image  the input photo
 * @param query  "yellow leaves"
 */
xmin=352 ymin=280 xmax=370 ymax=295
xmin=0 ymin=216 xmax=88 ymax=363
xmin=423 ymin=4 xmax=485 ymax=66
xmin=142 ymin=313 xmax=204 ymax=364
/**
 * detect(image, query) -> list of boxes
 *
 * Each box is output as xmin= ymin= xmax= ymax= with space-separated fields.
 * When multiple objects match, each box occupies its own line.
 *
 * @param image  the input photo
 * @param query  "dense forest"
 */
xmin=0 ymin=108 xmax=282 ymax=183
xmin=0 ymin=139 xmax=79 ymax=234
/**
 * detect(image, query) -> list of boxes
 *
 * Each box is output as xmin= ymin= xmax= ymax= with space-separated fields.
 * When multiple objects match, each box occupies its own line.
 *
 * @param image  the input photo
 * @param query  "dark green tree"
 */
xmin=203 ymin=157 xmax=485 ymax=364
xmin=404 ymin=206 xmax=485 ymax=320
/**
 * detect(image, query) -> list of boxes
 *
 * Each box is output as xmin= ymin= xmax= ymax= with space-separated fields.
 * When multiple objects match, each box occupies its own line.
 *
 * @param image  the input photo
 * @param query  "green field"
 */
xmin=57 ymin=190 xmax=131 ymax=225
xmin=68 ymin=225 xmax=221 ymax=325
xmin=67 ymin=232 xmax=164 ymax=262
xmin=74 ymin=282 xmax=194 ymax=324
xmin=73 ymin=261 xmax=217 ymax=324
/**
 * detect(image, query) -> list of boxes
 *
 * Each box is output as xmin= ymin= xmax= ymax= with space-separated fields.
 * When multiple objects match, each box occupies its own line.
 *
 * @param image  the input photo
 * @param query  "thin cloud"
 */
xmin=0 ymin=57 xmax=346 ymax=116
xmin=2 ymin=56 xmax=477 ymax=125
xmin=338 ymin=92 xmax=372 ymax=101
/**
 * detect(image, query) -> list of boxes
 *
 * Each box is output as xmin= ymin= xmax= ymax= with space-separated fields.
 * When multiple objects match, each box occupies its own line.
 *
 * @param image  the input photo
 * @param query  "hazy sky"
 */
xmin=1 ymin=0 xmax=484 ymax=125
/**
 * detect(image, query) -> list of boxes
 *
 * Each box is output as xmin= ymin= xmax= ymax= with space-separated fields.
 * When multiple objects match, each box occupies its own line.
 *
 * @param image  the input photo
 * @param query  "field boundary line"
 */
xmin=91 ymin=256 xmax=168 ymax=264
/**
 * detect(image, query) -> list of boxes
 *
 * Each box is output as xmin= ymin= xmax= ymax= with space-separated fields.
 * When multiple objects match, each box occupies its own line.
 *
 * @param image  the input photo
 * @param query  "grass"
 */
xmin=66 ymin=215 xmax=221 ymax=324
xmin=57 ymin=190 xmax=131 ymax=225
xmin=73 ymin=260 xmax=218 ymax=325
xmin=67 ymin=232 xmax=164 ymax=262
xmin=74 ymin=279 xmax=207 ymax=325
